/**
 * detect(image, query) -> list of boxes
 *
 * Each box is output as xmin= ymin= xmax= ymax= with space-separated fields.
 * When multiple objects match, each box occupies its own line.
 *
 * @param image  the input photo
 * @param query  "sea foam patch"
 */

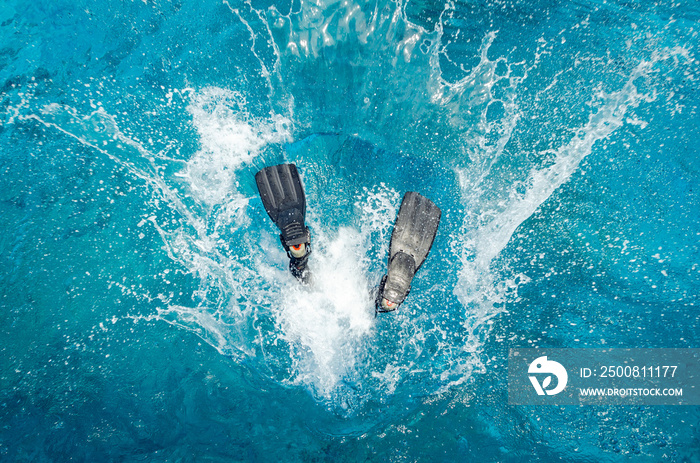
xmin=183 ymin=87 xmax=292 ymax=209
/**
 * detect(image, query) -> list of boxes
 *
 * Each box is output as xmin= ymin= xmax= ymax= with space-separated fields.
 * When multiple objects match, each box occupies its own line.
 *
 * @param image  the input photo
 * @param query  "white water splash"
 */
xmin=182 ymin=87 xmax=292 ymax=209
xmin=453 ymin=47 xmax=687 ymax=353
xmin=274 ymin=226 xmax=375 ymax=398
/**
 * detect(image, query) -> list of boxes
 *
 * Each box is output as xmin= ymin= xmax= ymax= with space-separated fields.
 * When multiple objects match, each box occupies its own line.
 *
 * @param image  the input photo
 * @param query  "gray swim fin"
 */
xmin=376 ymin=192 xmax=441 ymax=312
xmin=255 ymin=163 xmax=311 ymax=282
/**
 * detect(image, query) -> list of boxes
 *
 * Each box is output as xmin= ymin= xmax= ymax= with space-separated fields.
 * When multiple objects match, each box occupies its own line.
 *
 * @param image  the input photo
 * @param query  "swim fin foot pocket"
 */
xmin=376 ymin=192 xmax=441 ymax=313
xmin=255 ymin=163 xmax=312 ymax=283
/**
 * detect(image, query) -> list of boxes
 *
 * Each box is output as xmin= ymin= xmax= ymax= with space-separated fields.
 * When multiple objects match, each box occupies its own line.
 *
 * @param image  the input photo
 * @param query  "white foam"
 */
xmin=274 ymin=227 xmax=374 ymax=398
xmin=182 ymin=87 xmax=292 ymax=208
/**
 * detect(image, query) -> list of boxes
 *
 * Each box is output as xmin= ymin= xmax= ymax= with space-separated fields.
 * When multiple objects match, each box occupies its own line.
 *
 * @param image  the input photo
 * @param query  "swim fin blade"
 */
xmin=255 ymin=163 xmax=311 ymax=283
xmin=376 ymin=192 xmax=441 ymax=312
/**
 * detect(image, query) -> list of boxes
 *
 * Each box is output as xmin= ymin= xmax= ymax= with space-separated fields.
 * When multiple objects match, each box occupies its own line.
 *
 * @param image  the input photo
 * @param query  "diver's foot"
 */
xmin=375 ymin=192 xmax=441 ymax=314
xmin=255 ymin=163 xmax=313 ymax=285
xmin=289 ymin=258 xmax=311 ymax=284
xmin=289 ymin=247 xmax=311 ymax=284
xmin=374 ymin=275 xmax=401 ymax=313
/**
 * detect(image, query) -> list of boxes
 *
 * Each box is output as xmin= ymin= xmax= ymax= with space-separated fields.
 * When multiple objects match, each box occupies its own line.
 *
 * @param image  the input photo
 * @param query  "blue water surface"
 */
xmin=1 ymin=0 xmax=699 ymax=461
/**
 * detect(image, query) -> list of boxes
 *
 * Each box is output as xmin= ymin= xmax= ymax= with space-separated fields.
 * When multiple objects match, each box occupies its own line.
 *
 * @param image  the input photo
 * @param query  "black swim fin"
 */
xmin=376 ymin=192 xmax=441 ymax=313
xmin=255 ymin=163 xmax=311 ymax=282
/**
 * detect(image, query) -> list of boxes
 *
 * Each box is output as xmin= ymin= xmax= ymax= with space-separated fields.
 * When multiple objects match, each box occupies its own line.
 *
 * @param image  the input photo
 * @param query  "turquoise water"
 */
xmin=1 ymin=0 xmax=699 ymax=461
